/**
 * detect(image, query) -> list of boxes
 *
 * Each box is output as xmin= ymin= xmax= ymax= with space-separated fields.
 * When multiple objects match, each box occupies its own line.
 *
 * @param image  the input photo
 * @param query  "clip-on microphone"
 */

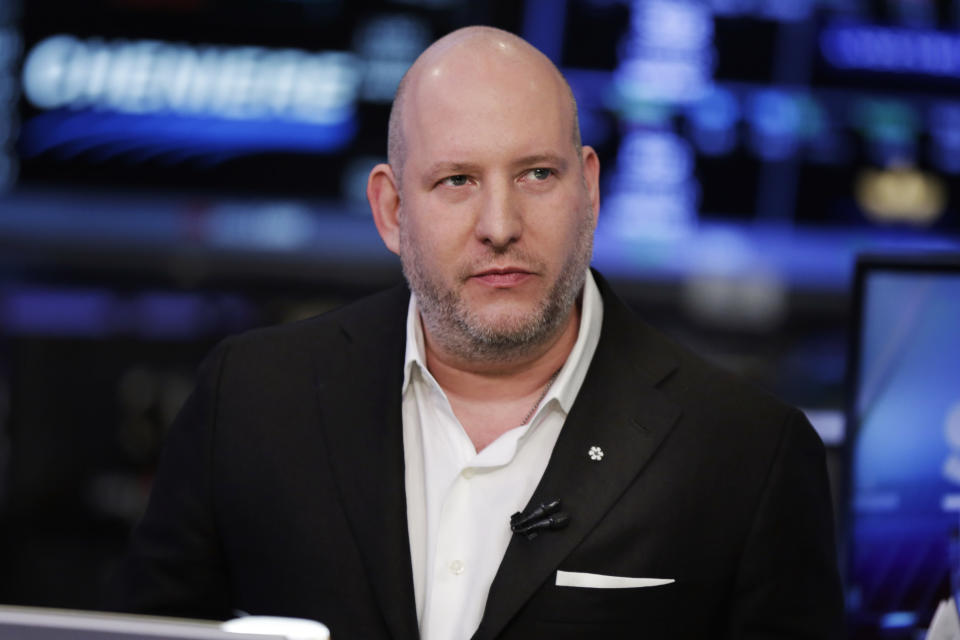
xmin=510 ymin=499 xmax=569 ymax=540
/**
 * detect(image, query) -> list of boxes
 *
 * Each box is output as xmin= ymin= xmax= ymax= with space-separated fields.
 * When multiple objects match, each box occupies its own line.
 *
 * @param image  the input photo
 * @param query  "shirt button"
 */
xmin=449 ymin=560 xmax=465 ymax=575
xmin=462 ymin=468 xmax=475 ymax=479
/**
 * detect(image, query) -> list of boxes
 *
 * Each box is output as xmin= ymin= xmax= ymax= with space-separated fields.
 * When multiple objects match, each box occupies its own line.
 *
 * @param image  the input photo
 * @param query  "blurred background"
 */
xmin=0 ymin=0 xmax=957 ymax=637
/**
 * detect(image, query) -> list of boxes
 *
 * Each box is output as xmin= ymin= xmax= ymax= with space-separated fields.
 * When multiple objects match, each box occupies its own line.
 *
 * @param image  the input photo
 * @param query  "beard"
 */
xmin=399 ymin=205 xmax=595 ymax=364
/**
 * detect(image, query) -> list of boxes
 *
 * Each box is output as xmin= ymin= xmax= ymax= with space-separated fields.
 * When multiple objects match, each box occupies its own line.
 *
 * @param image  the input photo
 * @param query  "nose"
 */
xmin=474 ymin=179 xmax=522 ymax=250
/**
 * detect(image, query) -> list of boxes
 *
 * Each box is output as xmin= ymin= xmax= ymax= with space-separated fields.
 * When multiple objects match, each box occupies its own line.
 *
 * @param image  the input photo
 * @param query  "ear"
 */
xmin=581 ymin=145 xmax=601 ymax=225
xmin=367 ymin=163 xmax=402 ymax=255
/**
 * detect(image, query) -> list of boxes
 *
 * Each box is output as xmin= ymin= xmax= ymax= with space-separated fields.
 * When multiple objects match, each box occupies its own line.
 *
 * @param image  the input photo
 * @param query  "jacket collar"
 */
xmin=315 ymin=273 xmax=681 ymax=640
xmin=314 ymin=282 xmax=421 ymax=640
xmin=473 ymin=272 xmax=681 ymax=639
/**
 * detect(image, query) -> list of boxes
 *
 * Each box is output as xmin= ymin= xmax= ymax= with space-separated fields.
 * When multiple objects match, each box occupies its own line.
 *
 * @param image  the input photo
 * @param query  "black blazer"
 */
xmin=120 ymin=273 xmax=844 ymax=639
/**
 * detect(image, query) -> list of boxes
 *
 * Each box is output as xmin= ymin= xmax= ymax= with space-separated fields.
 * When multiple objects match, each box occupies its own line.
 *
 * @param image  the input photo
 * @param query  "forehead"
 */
xmin=402 ymin=51 xmax=574 ymax=171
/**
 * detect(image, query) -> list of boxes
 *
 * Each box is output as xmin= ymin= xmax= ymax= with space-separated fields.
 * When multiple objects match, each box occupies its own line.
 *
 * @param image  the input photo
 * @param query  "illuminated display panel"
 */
xmin=846 ymin=254 xmax=960 ymax=637
xmin=553 ymin=1 xmax=960 ymax=239
xmin=11 ymin=0 xmax=521 ymax=200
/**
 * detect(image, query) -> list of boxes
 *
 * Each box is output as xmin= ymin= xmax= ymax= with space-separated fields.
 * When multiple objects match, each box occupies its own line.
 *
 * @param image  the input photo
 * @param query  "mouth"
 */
xmin=470 ymin=267 xmax=534 ymax=288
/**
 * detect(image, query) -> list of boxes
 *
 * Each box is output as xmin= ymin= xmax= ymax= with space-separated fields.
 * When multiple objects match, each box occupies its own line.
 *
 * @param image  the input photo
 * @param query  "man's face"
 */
xmin=395 ymin=53 xmax=599 ymax=361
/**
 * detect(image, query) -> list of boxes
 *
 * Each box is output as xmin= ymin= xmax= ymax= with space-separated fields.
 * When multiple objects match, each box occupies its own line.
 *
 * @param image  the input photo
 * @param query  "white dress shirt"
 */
xmin=401 ymin=270 xmax=604 ymax=640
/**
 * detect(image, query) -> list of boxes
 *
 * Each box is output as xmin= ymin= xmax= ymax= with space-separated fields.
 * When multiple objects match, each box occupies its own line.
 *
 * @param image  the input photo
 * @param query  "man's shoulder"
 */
xmin=596 ymin=275 xmax=809 ymax=441
xmin=651 ymin=325 xmax=819 ymax=454
xmin=669 ymin=335 xmax=796 ymax=421
xmin=218 ymin=282 xmax=409 ymax=363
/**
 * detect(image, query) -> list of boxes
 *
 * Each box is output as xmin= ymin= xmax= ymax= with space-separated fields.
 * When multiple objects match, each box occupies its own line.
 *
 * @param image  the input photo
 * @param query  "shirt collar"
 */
xmin=402 ymin=293 xmax=429 ymax=394
xmin=401 ymin=270 xmax=604 ymax=414
xmin=547 ymin=270 xmax=603 ymax=415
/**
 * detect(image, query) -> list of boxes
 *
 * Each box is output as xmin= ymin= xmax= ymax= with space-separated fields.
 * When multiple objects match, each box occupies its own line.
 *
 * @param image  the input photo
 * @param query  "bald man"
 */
xmin=121 ymin=27 xmax=844 ymax=639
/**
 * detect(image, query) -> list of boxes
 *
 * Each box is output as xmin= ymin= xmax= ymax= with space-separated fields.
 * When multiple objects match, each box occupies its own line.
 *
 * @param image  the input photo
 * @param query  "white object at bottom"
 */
xmin=221 ymin=616 xmax=330 ymax=640
xmin=555 ymin=570 xmax=675 ymax=589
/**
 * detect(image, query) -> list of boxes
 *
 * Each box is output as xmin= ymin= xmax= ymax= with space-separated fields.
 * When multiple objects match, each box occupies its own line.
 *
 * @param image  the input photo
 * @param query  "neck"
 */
xmin=423 ymin=303 xmax=581 ymax=403
xmin=423 ymin=304 xmax=581 ymax=451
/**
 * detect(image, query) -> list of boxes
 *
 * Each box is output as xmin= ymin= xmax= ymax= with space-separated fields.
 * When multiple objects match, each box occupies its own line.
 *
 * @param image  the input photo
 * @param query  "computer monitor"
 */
xmin=0 ymin=606 xmax=273 ymax=640
xmin=845 ymin=253 xmax=960 ymax=637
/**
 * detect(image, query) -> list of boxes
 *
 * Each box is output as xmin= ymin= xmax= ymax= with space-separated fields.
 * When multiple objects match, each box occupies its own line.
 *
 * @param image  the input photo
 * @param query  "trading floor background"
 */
xmin=0 ymin=1 xmax=958 ymax=638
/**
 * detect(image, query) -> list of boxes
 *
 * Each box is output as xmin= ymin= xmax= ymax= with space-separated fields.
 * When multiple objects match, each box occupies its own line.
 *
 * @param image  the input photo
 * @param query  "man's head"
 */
xmin=368 ymin=26 xmax=600 ymax=365
xmin=386 ymin=30 xmax=584 ymax=187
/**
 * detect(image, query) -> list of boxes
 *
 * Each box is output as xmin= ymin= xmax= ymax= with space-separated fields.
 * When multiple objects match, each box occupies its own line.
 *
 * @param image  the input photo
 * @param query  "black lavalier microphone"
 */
xmin=510 ymin=499 xmax=570 ymax=540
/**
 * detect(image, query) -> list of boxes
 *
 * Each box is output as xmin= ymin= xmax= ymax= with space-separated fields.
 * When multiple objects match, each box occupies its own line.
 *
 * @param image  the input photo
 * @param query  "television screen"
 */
xmin=846 ymin=253 xmax=960 ymax=637
xmin=9 ymin=0 xmax=517 ymax=203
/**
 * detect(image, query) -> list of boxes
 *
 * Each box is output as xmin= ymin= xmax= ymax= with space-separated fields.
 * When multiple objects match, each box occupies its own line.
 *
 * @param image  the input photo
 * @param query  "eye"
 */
xmin=527 ymin=168 xmax=553 ymax=181
xmin=440 ymin=174 xmax=469 ymax=187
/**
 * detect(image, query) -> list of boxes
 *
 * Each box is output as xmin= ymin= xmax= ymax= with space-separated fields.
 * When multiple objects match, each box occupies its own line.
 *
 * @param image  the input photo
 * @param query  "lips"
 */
xmin=470 ymin=267 xmax=533 ymax=287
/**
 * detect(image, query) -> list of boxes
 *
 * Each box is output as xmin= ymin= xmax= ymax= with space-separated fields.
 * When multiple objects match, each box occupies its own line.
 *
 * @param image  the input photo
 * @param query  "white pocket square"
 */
xmin=555 ymin=570 xmax=675 ymax=589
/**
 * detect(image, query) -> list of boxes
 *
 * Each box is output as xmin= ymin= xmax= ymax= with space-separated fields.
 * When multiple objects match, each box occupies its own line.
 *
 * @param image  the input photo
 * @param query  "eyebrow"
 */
xmin=422 ymin=154 xmax=570 ymax=181
xmin=511 ymin=154 xmax=569 ymax=172
xmin=423 ymin=161 xmax=482 ymax=179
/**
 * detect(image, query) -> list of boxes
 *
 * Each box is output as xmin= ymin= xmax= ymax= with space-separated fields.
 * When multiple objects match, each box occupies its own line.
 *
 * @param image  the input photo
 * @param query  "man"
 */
xmin=121 ymin=27 xmax=844 ymax=639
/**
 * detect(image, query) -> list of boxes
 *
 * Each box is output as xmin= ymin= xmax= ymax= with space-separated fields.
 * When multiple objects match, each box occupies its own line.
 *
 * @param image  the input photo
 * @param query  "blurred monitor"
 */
xmin=846 ymin=252 xmax=960 ymax=637
xmin=0 ymin=605 xmax=276 ymax=640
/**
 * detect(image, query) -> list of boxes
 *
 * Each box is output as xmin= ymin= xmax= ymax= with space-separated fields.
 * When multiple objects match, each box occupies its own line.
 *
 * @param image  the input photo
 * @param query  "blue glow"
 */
xmin=134 ymin=293 xmax=212 ymax=339
xmin=565 ymin=69 xmax=616 ymax=146
xmin=605 ymin=128 xmax=699 ymax=238
xmin=615 ymin=0 xmax=715 ymax=104
xmin=19 ymin=109 xmax=357 ymax=164
xmin=879 ymin=611 xmax=917 ymax=629
xmin=0 ymin=154 xmax=16 ymax=191
xmin=603 ymin=184 xmax=699 ymax=239
xmin=709 ymin=0 xmax=813 ymax=21
xmin=930 ymin=102 xmax=960 ymax=173
xmin=688 ymin=87 xmax=739 ymax=155
xmin=1 ymin=288 xmax=115 ymax=337
xmin=615 ymin=56 xmax=714 ymax=105
xmin=931 ymin=146 xmax=960 ymax=174
xmin=851 ymin=99 xmax=919 ymax=165
xmin=690 ymin=87 xmax=739 ymax=130
xmin=708 ymin=0 xmax=754 ymax=16
xmin=747 ymin=89 xmax=800 ymax=161
xmin=749 ymin=90 xmax=799 ymax=136
xmin=353 ymin=14 xmax=430 ymax=61
xmin=759 ymin=0 xmax=812 ymax=21
xmin=616 ymin=130 xmax=695 ymax=187
xmin=522 ymin=0 xmax=567 ymax=64
xmin=0 ymin=286 xmax=258 ymax=338
xmin=821 ymin=22 xmax=960 ymax=77
xmin=207 ymin=202 xmax=319 ymax=250
xmin=354 ymin=15 xmax=430 ymax=102
xmin=633 ymin=0 xmax=713 ymax=50
xmin=21 ymin=35 xmax=360 ymax=123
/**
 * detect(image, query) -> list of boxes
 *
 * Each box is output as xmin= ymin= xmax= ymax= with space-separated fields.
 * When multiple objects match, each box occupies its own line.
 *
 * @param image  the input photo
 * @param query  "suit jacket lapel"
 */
xmin=474 ymin=277 xmax=682 ymax=640
xmin=315 ymin=285 xmax=421 ymax=640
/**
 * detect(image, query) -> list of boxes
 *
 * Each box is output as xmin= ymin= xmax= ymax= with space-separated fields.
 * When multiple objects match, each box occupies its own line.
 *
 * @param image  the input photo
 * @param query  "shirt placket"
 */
xmin=427 ymin=467 xmax=475 ymax=639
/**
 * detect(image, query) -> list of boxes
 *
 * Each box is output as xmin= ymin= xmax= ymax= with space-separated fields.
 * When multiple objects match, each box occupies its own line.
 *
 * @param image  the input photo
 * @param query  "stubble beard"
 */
xmin=399 ymin=206 xmax=595 ymax=364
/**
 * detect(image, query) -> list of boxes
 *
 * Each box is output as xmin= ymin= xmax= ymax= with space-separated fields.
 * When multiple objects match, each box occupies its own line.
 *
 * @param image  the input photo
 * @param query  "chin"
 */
xmin=466 ymin=302 xmax=542 ymax=331
xmin=463 ymin=302 xmax=561 ymax=343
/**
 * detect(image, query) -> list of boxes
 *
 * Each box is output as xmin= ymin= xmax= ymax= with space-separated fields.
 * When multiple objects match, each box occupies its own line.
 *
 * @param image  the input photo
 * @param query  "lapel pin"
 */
xmin=588 ymin=446 xmax=604 ymax=461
